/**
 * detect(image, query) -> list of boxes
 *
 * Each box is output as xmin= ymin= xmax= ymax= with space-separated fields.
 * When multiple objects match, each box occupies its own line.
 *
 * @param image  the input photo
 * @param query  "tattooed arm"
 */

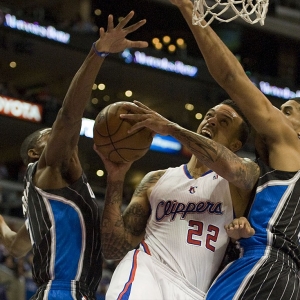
xmin=172 ymin=129 xmax=259 ymax=190
xmin=120 ymin=101 xmax=259 ymax=192
xmin=98 ymin=143 xmax=165 ymax=260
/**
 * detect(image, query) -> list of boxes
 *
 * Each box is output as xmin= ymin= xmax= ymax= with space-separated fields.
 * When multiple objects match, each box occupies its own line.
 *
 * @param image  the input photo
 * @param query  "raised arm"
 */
xmin=94 ymin=148 xmax=159 ymax=260
xmin=168 ymin=0 xmax=291 ymax=143
xmin=0 ymin=215 xmax=32 ymax=258
xmin=39 ymin=12 xmax=148 ymax=171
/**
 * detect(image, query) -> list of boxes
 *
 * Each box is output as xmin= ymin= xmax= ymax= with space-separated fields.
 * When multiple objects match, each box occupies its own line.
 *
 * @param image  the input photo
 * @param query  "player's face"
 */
xmin=280 ymin=100 xmax=300 ymax=133
xmin=197 ymin=104 xmax=243 ymax=152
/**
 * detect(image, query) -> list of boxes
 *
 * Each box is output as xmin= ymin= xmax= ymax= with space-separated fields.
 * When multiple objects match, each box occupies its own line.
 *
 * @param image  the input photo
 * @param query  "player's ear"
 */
xmin=28 ymin=148 xmax=40 ymax=160
xmin=229 ymin=140 xmax=242 ymax=153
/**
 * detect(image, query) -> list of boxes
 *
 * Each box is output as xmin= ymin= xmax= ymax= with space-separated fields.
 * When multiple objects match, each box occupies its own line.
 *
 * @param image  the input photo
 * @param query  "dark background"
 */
xmin=0 ymin=0 xmax=299 ymax=199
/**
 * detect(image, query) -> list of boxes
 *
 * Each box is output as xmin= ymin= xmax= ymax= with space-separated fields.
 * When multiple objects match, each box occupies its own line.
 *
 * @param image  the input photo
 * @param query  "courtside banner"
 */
xmin=0 ymin=95 xmax=43 ymax=123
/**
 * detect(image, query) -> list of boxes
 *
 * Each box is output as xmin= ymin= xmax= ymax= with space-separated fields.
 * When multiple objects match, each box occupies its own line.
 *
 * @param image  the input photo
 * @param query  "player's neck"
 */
xmin=187 ymin=157 xmax=210 ymax=179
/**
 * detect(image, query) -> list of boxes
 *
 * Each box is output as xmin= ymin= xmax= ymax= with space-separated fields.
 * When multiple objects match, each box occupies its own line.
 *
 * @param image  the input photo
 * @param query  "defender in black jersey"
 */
xmin=22 ymin=161 xmax=102 ymax=299
xmin=0 ymin=11 xmax=148 ymax=300
xmin=167 ymin=0 xmax=300 ymax=299
xmin=207 ymin=159 xmax=300 ymax=299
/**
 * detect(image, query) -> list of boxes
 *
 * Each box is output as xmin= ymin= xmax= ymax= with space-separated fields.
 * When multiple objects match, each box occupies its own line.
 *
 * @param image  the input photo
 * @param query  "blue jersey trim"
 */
xmin=50 ymin=199 xmax=82 ymax=280
xmin=183 ymin=164 xmax=213 ymax=179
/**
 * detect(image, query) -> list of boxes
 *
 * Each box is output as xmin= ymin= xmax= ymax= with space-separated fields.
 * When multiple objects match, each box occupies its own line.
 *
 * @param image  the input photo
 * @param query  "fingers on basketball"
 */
xmin=93 ymin=101 xmax=153 ymax=163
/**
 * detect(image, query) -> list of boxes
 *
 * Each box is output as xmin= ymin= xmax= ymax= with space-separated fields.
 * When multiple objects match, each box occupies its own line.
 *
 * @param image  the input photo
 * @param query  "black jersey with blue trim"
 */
xmin=205 ymin=159 xmax=300 ymax=300
xmin=240 ymin=158 xmax=300 ymax=267
xmin=22 ymin=162 xmax=102 ymax=298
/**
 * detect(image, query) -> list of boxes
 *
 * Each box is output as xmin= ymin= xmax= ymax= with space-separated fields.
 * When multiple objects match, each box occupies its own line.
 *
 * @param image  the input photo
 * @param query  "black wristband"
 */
xmin=92 ymin=42 xmax=110 ymax=57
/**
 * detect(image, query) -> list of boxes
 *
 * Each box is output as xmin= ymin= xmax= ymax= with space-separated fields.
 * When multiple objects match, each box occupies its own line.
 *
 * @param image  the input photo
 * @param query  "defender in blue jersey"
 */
xmin=0 ymin=11 xmax=148 ymax=300
xmin=167 ymin=0 xmax=300 ymax=299
xmin=206 ymin=159 xmax=300 ymax=299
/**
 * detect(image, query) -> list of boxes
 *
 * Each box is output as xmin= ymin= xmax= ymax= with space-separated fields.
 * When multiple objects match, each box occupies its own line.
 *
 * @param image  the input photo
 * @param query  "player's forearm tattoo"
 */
xmin=237 ymin=159 xmax=260 ymax=190
xmin=171 ymin=127 xmax=259 ymax=189
xmin=101 ymin=229 xmax=133 ymax=259
xmin=105 ymin=180 xmax=124 ymax=206
xmin=101 ymin=202 xmax=148 ymax=258
xmin=101 ymin=179 xmax=130 ymax=257
xmin=173 ymin=128 xmax=220 ymax=163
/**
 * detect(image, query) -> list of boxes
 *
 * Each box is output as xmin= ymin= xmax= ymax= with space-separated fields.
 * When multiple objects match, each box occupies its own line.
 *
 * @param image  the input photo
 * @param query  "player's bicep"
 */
xmin=123 ymin=170 xmax=164 ymax=244
xmin=123 ymin=196 xmax=150 ymax=240
xmin=228 ymin=78 xmax=281 ymax=137
xmin=43 ymin=116 xmax=81 ymax=167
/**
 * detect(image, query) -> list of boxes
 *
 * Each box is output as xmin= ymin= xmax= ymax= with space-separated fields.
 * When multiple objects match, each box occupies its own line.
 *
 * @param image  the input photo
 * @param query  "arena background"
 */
xmin=0 ymin=0 xmax=299 ymax=298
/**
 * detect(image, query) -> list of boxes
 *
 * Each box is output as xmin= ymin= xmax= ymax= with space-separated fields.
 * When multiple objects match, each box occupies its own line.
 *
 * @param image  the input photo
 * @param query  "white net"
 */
xmin=192 ymin=0 xmax=269 ymax=27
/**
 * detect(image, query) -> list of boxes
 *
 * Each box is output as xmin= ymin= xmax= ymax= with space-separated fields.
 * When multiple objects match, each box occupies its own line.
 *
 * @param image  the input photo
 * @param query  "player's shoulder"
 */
xmin=143 ymin=169 xmax=167 ymax=183
xmin=133 ymin=169 xmax=167 ymax=197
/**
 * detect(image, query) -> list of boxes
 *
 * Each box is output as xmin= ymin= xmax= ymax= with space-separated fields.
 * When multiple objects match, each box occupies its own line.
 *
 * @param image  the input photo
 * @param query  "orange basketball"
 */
xmin=93 ymin=101 xmax=153 ymax=163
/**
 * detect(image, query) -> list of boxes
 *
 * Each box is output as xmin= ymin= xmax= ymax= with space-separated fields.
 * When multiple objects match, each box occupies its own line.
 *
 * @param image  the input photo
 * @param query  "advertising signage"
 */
xmin=120 ymin=49 xmax=198 ymax=78
xmin=0 ymin=95 xmax=43 ymax=123
xmin=259 ymin=81 xmax=300 ymax=100
xmin=1 ymin=12 xmax=70 ymax=44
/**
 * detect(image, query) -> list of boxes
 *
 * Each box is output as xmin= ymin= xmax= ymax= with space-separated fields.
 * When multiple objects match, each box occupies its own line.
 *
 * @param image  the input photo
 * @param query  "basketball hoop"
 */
xmin=192 ymin=0 xmax=269 ymax=28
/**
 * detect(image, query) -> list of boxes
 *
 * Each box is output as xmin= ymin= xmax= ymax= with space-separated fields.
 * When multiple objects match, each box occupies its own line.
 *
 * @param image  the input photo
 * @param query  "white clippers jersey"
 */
xmin=140 ymin=164 xmax=234 ymax=293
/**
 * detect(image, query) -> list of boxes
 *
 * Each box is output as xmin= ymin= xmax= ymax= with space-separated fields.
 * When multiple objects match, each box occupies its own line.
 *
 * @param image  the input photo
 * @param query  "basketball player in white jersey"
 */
xmin=96 ymin=99 xmax=258 ymax=300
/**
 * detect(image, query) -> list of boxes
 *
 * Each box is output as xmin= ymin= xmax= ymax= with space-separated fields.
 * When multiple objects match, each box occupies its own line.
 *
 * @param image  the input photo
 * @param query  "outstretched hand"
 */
xmin=225 ymin=217 xmax=255 ymax=241
xmin=120 ymin=100 xmax=177 ymax=136
xmin=95 ymin=11 xmax=148 ymax=53
xmin=93 ymin=144 xmax=133 ymax=180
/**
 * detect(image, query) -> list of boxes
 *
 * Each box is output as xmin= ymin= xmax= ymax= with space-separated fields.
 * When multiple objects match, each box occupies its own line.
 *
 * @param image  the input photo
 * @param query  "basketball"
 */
xmin=93 ymin=101 xmax=153 ymax=163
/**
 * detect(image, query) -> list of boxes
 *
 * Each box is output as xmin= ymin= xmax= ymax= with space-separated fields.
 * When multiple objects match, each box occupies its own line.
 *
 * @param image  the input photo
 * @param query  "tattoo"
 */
xmin=123 ymin=203 xmax=149 ymax=236
xmin=105 ymin=180 xmax=124 ymax=206
xmin=102 ymin=172 xmax=161 ymax=259
xmin=101 ymin=202 xmax=149 ymax=258
xmin=237 ymin=159 xmax=260 ymax=190
xmin=101 ymin=229 xmax=133 ymax=258
xmin=172 ymin=127 xmax=260 ymax=190
xmin=133 ymin=170 xmax=165 ymax=197
xmin=174 ymin=128 xmax=220 ymax=163
xmin=101 ymin=177 xmax=130 ymax=258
